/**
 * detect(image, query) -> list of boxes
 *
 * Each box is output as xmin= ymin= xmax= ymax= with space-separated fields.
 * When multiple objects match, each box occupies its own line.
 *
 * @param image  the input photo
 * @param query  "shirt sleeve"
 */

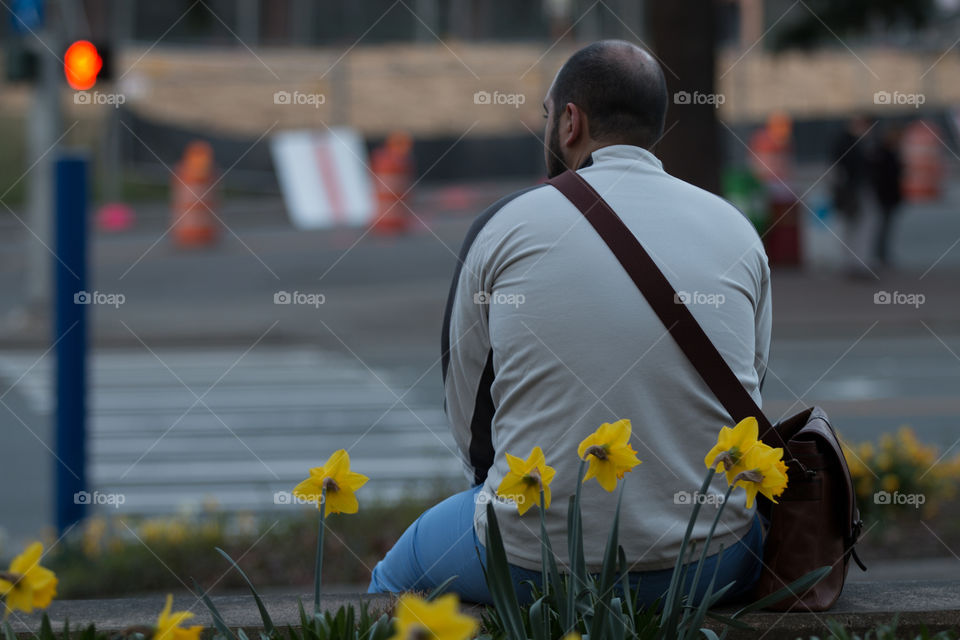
xmin=754 ymin=252 xmax=773 ymax=395
xmin=441 ymin=224 xmax=495 ymax=485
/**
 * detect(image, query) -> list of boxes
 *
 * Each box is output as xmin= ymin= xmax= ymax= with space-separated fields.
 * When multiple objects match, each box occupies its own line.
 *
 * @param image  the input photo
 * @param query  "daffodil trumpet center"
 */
xmin=732 ymin=468 xmax=764 ymax=484
xmin=711 ymin=447 xmax=742 ymax=470
xmin=407 ymin=625 xmax=432 ymax=640
xmin=0 ymin=571 xmax=23 ymax=586
xmin=522 ymin=467 xmax=544 ymax=491
xmin=583 ymin=444 xmax=609 ymax=461
xmin=322 ymin=477 xmax=339 ymax=493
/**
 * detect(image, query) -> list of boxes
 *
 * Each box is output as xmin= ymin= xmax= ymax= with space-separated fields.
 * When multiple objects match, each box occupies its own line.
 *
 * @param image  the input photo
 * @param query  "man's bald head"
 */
xmin=549 ymin=40 xmax=667 ymax=149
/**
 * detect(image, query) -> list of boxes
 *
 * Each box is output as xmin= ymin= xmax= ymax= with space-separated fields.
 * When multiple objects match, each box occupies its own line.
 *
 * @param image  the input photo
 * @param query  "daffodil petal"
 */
xmin=327 ymin=488 xmax=359 ymax=515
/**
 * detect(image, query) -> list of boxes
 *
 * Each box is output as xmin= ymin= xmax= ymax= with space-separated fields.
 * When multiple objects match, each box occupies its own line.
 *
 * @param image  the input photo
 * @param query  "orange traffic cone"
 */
xmin=901 ymin=120 xmax=944 ymax=202
xmin=370 ymin=132 xmax=414 ymax=234
xmin=172 ymin=140 xmax=218 ymax=247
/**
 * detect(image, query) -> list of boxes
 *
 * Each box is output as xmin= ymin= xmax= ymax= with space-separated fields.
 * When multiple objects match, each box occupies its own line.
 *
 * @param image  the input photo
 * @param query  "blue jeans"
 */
xmin=368 ymin=485 xmax=764 ymax=606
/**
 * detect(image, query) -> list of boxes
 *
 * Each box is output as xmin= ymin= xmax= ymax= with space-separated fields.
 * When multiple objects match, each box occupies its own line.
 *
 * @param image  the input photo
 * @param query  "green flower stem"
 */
xmin=685 ymin=482 xmax=737 ymax=610
xmin=662 ymin=467 xmax=715 ymax=628
xmin=539 ymin=488 xmax=548 ymax=597
xmin=566 ymin=459 xmax=588 ymax=632
xmin=314 ymin=485 xmax=327 ymax=617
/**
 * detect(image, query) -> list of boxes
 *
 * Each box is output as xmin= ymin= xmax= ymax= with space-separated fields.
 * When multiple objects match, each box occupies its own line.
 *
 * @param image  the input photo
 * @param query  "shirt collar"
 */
xmin=587 ymin=144 xmax=664 ymax=172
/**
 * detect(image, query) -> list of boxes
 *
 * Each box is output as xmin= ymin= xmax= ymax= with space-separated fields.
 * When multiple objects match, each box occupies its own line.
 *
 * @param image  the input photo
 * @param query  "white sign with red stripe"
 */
xmin=270 ymin=127 xmax=375 ymax=229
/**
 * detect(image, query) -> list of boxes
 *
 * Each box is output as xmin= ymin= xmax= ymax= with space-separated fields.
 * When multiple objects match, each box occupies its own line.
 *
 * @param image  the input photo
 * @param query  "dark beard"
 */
xmin=546 ymin=117 xmax=567 ymax=178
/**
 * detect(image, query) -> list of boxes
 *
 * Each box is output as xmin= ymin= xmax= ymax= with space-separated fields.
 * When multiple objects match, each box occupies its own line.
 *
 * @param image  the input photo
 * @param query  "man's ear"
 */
xmin=561 ymin=102 xmax=586 ymax=149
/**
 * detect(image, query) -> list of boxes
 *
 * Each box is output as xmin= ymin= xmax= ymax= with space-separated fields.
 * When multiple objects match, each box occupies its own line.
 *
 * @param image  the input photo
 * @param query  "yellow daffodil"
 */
xmin=154 ymin=594 xmax=202 ymax=640
xmin=881 ymin=474 xmax=900 ymax=493
xmin=496 ymin=446 xmax=556 ymax=515
xmin=704 ymin=416 xmax=762 ymax=484
xmin=388 ymin=593 xmax=477 ymax=640
xmin=0 ymin=542 xmax=57 ymax=615
xmin=732 ymin=444 xmax=789 ymax=509
xmin=875 ymin=452 xmax=893 ymax=472
xmin=82 ymin=516 xmax=107 ymax=558
xmin=577 ymin=419 xmax=642 ymax=492
xmin=293 ymin=449 xmax=369 ymax=516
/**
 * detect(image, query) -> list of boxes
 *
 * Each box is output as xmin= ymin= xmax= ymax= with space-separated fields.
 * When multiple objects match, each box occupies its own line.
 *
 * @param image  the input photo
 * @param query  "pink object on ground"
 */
xmin=96 ymin=203 xmax=136 ymax=232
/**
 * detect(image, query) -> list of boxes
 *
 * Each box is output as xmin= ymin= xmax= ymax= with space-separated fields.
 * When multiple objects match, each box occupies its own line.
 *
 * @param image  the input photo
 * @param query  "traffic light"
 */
xmin=64 ymin=40 xmax=102 ymax=90
xmin=4 ymin=39 xmax=38 ymax=82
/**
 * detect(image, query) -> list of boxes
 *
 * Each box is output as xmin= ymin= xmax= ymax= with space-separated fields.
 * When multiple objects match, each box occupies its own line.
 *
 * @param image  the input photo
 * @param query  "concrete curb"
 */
xmin=7 ymin=582 xmax=960 ymax=639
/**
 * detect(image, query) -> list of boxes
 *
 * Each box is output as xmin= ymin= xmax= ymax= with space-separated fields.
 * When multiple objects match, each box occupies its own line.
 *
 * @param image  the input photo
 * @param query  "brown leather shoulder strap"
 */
xmin=547 ymin=169 xmax=785 ymax=449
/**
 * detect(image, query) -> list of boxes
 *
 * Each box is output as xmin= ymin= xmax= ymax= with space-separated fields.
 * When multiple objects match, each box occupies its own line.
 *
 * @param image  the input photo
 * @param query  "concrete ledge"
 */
xmin=718 ymin=581 xmax=960 ymax=640
xmin=7 ymin=593 xmax=397 ymax=638
xmin=8 ymin=582 xmax=960 ymax=639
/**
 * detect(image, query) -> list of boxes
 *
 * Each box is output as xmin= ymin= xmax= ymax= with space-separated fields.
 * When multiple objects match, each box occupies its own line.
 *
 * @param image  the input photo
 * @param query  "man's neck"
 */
xmin=568 ymin=140 xmax=609 ymax=170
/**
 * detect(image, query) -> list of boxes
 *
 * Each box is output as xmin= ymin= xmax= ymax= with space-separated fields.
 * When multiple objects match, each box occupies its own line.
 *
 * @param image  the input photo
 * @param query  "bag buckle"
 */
xmin=785 ymin=457 xmax=816 ymax=479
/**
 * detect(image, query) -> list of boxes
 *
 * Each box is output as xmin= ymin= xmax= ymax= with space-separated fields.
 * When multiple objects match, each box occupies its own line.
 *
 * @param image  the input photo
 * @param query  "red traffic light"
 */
xmin=64 ymin=40 xmax=102 ymax=90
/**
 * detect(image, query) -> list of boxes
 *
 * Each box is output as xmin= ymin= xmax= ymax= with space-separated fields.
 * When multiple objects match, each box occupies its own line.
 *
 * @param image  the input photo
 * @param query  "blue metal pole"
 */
xmin=54 ymin=153 xmax=88 ymax=533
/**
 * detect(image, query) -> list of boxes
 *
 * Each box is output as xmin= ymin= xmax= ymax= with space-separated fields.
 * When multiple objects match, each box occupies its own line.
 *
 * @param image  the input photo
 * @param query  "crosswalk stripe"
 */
xmin=0 ymin=347 xmax=462 ymax=515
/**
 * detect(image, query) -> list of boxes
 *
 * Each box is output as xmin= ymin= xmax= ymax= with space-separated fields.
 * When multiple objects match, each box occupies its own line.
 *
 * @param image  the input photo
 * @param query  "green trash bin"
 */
xmin=723 ymin=167 xmax=767 ymax=234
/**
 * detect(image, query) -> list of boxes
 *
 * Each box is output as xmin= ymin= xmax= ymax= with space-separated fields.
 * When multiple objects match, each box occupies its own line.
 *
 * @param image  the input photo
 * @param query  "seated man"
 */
xmin=368 ymin=39 xmax=770 ymax=605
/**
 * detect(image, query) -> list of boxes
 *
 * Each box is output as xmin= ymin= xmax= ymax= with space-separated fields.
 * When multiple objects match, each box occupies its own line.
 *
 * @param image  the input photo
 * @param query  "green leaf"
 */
xmin=732 ymin=566 xmax=832 ymax=616
xmin=700 ymin=628 xmax=721 ymax=640
xmin=215 ymin=547 xmax=276 ymax=635
xmin=566 ymin=460 xmax=589 ymax=634
xmin=192 ymin=577 xmax=239 ymax=640
xmin=684 ymin=483 xmax=736 ymax=618
xmin=529 ymin=596 xmax=548 ymax=640
xmin=590 ymin=483 xmax=625 ymax=640
xmin=682 ymin=544 xmax=729 ymax=640
xmin=298 ymin=599 xmax=310 ymax=630
xmin=366 ymin=612 xmax=394 ymax=640
xmin=608 ymin=597 xmax=628 ymax=640
xmin=484 ymin=501 xmax=526 ymax=640
xmin=704 ymin=611 xmax=753 ymax=631
xmin=666 ymin=538 xmax=700 ymax=640
xmin=616 ymin=545 xmax=639 ymax=638
xmin=663 ymin=468 xmax=715 ymax=633
xmin=426 ymin=575 xmax=458 ymax=601
xmin=537 ymin=489 xmax=566 ymax=628
xmin=39 ymin=613 xmax=54 ymax=640
xmin=683 ymin=582 xmax=734 ymax=640
xmin=569 ymin=462 xmax=587 ymax=580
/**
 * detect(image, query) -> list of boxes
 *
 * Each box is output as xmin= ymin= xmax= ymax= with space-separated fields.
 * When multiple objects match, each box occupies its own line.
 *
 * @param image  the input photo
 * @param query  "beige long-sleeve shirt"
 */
xmin=441 ymin=144 xmax=771 ymax=571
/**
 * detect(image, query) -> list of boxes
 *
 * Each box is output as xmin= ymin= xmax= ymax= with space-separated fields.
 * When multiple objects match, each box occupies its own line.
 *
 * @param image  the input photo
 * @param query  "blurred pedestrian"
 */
xmin=830 ymin=115 xmax=876 ymax=276
xmin=869 ymin=126 xmax=904 ymax=267
xmin=545 ymin=0 xmax=574 ymax=39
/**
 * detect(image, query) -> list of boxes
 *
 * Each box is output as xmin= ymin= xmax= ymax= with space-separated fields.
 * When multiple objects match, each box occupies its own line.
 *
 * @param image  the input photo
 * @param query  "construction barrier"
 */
xmin=901 ymin=120 xmax=944 ymax=202
xmin=172 ymin=140 xmax=218 ymax=247
xmin=370 ymin=132 xmax=414 ymax=234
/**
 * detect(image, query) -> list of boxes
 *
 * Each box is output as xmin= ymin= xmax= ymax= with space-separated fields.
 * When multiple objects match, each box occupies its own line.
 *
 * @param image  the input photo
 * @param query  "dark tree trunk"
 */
xmin=646 ymin=0 xmax=721 ymax=194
